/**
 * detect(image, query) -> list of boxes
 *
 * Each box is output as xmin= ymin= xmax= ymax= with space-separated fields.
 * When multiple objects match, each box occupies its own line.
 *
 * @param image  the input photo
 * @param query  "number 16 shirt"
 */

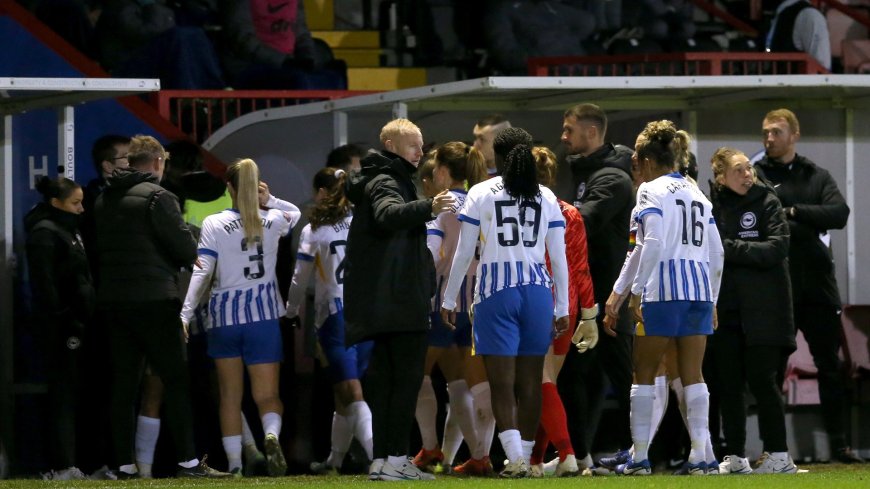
xmin=442 ymin=176 xmax=569 ymax=318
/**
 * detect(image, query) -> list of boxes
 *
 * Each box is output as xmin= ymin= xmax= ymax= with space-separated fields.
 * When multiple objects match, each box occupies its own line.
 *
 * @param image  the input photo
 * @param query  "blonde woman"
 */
xmin=181 ymin=158 xmax=300 ymax=477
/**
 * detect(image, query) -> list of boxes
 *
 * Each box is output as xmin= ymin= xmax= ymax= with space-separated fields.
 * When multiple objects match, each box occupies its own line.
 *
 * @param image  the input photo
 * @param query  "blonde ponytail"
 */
xmin=227 ymin=158 xmax=263 ymax=245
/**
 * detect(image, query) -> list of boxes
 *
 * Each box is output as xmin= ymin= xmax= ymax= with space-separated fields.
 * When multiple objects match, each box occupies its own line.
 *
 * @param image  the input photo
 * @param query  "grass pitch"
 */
xmin=2 ymin=464 xmax=870 ymax=489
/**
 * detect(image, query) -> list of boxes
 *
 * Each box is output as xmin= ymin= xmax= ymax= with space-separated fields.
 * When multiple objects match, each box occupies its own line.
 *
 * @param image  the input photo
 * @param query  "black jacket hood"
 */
xmin=106 ymin=167 xmax=160 ymax=190
xmin=24 ymin=202 xmax=80 ymax=234
xmin=347 ymin=150 xmax=417 ymax=205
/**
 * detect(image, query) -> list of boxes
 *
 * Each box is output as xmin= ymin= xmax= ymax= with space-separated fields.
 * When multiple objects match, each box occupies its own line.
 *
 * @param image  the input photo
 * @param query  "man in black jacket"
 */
xmin=344 ymin=119 xmax=454 ymax=481
xmin=94 ymin=135 xmax=228 ymax=478
xmin=754 ymin=109 xmax=861 ymax=464
xmin=557 ymin=103 xmax=635 ymax=471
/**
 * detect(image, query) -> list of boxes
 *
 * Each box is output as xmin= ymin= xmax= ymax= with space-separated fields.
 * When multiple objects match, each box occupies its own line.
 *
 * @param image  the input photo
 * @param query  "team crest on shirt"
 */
xmin=66 ymin=336 xmax=81 ymax=350
xmin=738 ymin=211 xmax=759 ymax=238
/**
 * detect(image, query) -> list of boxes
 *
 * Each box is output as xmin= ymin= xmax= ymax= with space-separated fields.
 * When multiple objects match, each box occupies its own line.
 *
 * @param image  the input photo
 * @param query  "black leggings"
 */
xmin=364 ymin=331 xmax=428 ymax=459
xmin=103 ymin=300 xmax=196 ymax=466
xmin=709 ymin=326 xmax=789 ymax=456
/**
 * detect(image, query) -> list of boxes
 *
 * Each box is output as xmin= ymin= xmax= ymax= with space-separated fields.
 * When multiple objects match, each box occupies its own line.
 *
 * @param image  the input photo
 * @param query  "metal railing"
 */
xmin=528 ymin=52 xmax=829 ymax=77
xmin=151 ymin=90 xmax=374 ymax=142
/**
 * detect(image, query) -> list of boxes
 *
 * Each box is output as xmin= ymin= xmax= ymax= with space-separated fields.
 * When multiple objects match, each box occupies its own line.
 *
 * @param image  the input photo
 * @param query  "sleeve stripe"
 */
xmin=458 ymin=214 xmax=480 ymax=226
xmin=198 ymin=248 xmax=218 ymax=258
xmin=427 ymin=229 xmax=445 ymax=237
xmin=548 ymin=220 xmax=566 ymax=229
xmin=297 ymin=252 xmax=315 ymax=262
xmin=636 ymin=207 xmax=663 ymax=221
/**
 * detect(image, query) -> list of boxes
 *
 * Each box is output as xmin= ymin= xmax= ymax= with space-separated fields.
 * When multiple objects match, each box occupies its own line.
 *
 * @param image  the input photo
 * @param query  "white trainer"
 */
xmin=555 ymin=454 xmax=580 ymax=477
xmin=368 ymin=459 xmax=384 ymax=480
xmin=379 ymin=457 xmax=435 ymax=481
xmin=719 ymin=455 xmax=752 ymax=475
xmin=754 ymin=452 xmax=797 ymax=474
xmin=542 ymin=457 xmax=560 ymax=476
xmin=50 ymin=467 xmax=87 ymax=481
xmin=499 ymin=458 xmax=529 ymax=478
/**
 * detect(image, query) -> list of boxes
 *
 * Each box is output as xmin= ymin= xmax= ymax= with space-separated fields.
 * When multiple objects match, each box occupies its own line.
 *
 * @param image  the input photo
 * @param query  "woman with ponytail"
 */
xmin=413 ymin=142 xmax=493 ymax=475
xmin=181 ymin=158 xmax=301 ymax=477
xmin=25 ymin=176 xmax=93 ymax=480
xmin=611 ymin=120 xmax=724 ymax=476
xmin=440 ymin=138 xmax=570 ymax=478
xmin=284 ymin=168 xmax=376 ymax=475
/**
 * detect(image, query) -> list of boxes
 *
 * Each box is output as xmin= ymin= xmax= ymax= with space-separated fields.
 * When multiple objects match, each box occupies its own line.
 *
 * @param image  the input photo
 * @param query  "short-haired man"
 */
xmin=473 ymin=114 xmax=512 ymax=176
xmin=557 ymin=103 xmax=635 ymax=471
xmin=326 ymin=143 xmax=366 ymax=172
xmin=344 ymin=119 xmax=454 ymax=481
xmin=754 ymin=109 xmax=861 ymax=465
xmin=94 ymin=135 xmax=229 ymax=479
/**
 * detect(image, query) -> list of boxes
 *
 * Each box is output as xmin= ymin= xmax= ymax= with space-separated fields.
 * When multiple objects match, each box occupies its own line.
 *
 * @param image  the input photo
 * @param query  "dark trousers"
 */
xmin=796 ymin=303 xmax=848 ymax=449
xmin=364 ymin=331 xmax=428 ymax=459
xmin=558 ymin=327 xmax=633 ymax=456
xmin=102 ymin=300 xmax=196 ymax=466
xmin=45 ymin=322 xmax=81 ymax=470
xmin=709 ymin=327 xmax=789 ymax=456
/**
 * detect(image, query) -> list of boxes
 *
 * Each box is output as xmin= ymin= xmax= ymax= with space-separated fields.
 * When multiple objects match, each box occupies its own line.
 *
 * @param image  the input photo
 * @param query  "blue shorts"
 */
xmin=640 ymin=300 xmax=714 ymax=337
xmin=472 ymin=285 xmax=554 ymax=356
xmin=318 ymin=312 xmax=374 ymax=383
xmin=428 ymin=312 xmax=473 ymax=348
xmin=207 ymin=318 xmax=283 ymax=364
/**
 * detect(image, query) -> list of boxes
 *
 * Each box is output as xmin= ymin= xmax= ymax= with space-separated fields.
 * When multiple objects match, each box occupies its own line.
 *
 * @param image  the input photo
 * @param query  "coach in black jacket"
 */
xmin=557 ymin=103 xmax=635 ymax=467
xmin=753 ymin=109 xmax=860 ymax=464
xmin=94 ymin=135 xmax=219 ymax=477
xmin=344 ymin=119 xmax=454 ymax=478
xmin=708 ymin=148 xmax=796 ymax=471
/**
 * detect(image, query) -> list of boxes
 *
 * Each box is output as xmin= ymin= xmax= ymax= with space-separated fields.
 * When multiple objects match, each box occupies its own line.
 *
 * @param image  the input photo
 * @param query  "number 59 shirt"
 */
xmin=181 ymin=202 xmax=299 ymax=328
xmin=631 ymin=173 xmax=724 ymax=303
xmin=442 ymin=176 xmax=570 ymax=319
xmin=285 ymin=214 xmax=351 ymax=328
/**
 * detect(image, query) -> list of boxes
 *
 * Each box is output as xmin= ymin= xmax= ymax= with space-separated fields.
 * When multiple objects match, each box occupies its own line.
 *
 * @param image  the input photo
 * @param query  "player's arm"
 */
xmin=426 ymin=216 xmax=445 ymax=265
xmin=707 ymin=217 xmax=725 ymax=304
xmin=440 ymin=219 xmax=478 ymax=328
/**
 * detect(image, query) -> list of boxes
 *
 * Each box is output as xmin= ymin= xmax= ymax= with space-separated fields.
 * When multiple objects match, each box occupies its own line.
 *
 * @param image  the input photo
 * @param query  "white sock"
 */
xmin=650 ymin=376 xmax=669 ymax=445
xmin=261 ymin=412 xmax=282 ymax=438
xmin=445 ymin=380 xmax=475 ymax=461
xmin=684 ymin=382 xmax=710 ymax=465
xmin=348 ymin=401 xmax=373 ymax=461
xmin=441 ymin=405 xmax=462 ymax=465
xmin=135 ymin=415 xmax=160 ymax=476
xmin=630 ymin=384 xmax=655 ymax=462
xmin=521 ymin=439 xmax=535 ymax=463
xmin=415 ymin=376 xmax=439 ymax=450
xmin=119 ymin=463 xmax=138 ymax=475
xmin=179 ymin=458 xmax=199 ymax=469
xmin=222 ymin=435 xmax=243 ymax=472
xmin=241 ymin=415 xmax=258 ymax=454
xmin=671 ymin=377 xmax=689 ymax=431
xmin=470 ymin=382 xmax=495 ymax=457
xmin=498 ymin=429 xmax=522 ymax=463
xmin=327 ymin=411 xmax=353 ymax=468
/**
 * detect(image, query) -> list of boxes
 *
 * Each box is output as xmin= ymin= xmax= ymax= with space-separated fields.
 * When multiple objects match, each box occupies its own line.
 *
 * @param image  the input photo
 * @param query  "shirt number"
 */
xmin=675 ymin=199 xmax=705 ymax=247
xmin=495 ymin=199 xmax=541 ymax=247
xmin=241 ymin=237 xmax=265 ymax=279
xmin=329 ymin=240 xmax=347 ymax=284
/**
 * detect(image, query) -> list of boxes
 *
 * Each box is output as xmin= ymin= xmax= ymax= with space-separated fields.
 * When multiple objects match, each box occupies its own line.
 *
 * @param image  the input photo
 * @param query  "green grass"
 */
xmin=2 ymin=464 xmax=870 ymax=489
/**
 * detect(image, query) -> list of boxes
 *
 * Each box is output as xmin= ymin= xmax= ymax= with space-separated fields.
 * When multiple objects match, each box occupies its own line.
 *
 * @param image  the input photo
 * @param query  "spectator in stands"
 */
xmin=708 ymin=147 xmax=798 ymax=474
xmin=33 ymin=0 xmax=102 ymax=59
xmin=472 ymin=114 xmax=512 ymax=177
xmin=483 ymin=0 xmax=596 ymax=74
xmin=219 ymin=0 xmax=346 ymax=89
xmin=624 ymin=0 xmax=695 ymax=46
xmin=764 ymin=0 xmax=831 ymax=71
xmin=326 ymin=144 xmax=366 ymax=173
xmin=94 ymin=135 xmax=228 ymax=478
xmin=96 ymin=0 xmax=225 ymax=88
xmin=754 ymin=109 xmax=861 ymax=464
xmin=556 ymin=103 xmax=634 ymax=472
xmin=25 ymin=176 xmax=94 ymax=481
xmin=343 ymin=119 xmax=454 ymax=481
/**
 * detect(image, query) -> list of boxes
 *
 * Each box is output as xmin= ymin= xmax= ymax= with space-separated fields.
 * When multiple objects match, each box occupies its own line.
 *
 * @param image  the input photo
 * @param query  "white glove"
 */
xmin=572 ymin=304 xmax=599 ymax=353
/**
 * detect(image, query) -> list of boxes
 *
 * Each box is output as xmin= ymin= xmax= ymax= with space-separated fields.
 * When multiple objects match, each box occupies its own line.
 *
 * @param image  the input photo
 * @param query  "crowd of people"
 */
xmin=23 ymin=105 xmax=863 ymax=481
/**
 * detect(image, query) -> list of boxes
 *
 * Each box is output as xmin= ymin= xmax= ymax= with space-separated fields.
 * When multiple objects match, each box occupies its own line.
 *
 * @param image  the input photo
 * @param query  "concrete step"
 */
xmin=347 ymin=67 xmax=427 ymax=90
xmin=312 ymin=30 xmax=380 ymax=48
xmin=332 ymin=48 xmax=382 ymax=67
xmin=304 ymin=0 xmax=334 ymax=30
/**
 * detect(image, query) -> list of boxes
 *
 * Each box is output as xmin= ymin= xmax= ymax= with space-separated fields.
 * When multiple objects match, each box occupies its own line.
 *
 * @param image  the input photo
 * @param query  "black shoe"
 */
xmin=177 ymin=455 xmax=232 ymax=478
xmin=834 ymin=447 xmax=865 ymax=464
xmin=106 ymin=469 xmax=139 ymax=480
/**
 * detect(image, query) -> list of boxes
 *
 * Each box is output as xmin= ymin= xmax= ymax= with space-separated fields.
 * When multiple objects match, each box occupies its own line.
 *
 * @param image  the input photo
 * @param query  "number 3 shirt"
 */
xmin=181 ymin=200 xmax=300 ymax=329
xmin=442 ymin=176 xmax=570 ymax=319
xmin=285 ymin=214 xmax=351 ymax=329
xmin=631 ymin=172 xmax=724 ymax=304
